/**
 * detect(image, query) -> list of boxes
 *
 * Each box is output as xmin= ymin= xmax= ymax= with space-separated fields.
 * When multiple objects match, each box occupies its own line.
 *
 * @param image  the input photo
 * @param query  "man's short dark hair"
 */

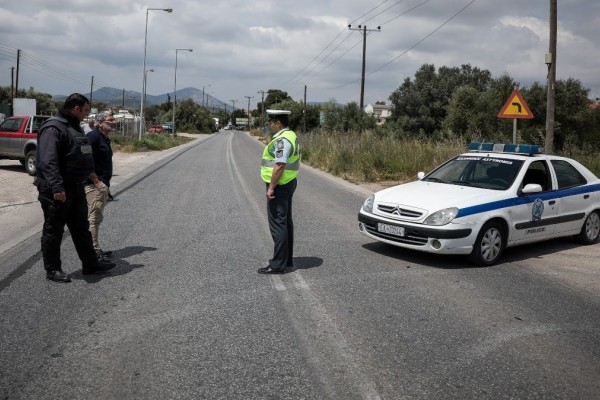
xmin=63 ymin=93 xmax=90 ymax=110
xmin=270 ymin=114 xmax=290 ymax=127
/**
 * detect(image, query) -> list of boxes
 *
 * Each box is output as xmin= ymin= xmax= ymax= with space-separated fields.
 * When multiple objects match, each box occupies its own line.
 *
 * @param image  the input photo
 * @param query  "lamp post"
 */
xmin=140 ymin=7 xmax=173 ymax=140
xmin=173 ymin=48 xmax=193 ymax=137
xmin=144 ymin=68 xmax=154 ymax=106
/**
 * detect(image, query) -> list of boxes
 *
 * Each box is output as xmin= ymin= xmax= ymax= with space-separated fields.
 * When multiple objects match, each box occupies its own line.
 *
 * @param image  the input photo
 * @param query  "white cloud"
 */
xmin=0 ymin=0 xmax=599 ymax=106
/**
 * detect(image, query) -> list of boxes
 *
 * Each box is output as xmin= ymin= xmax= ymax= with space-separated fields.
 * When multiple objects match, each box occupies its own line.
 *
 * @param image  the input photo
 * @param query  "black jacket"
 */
xmin=37 ymin=108 xmax=94 ymax=193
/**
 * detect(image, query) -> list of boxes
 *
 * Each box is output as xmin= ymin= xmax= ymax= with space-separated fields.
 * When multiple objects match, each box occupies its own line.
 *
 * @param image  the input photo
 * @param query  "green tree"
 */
xmin=258 ymin=89 xmax=293 ymax=111
xmin=175 ymin=99 xmax=214 ymax=133
xmin=319 ymin=100 xmax=375 ymax=133
xmin=389 ymin=64 xmax=494 ymax=137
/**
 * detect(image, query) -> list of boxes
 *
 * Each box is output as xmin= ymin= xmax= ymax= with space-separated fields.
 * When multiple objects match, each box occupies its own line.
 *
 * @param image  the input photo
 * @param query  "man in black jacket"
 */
xmin=35 ymin=93 xmax=115 ymax=283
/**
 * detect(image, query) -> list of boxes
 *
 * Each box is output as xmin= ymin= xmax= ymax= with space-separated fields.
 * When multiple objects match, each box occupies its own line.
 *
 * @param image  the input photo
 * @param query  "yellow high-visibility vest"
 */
xmin=261 ymin=130 xmax=300 ymax=184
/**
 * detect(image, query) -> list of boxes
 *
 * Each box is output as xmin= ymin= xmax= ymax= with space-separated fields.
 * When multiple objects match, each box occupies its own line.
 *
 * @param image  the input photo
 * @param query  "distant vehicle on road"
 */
xmin=358 ymin=142 xmax=600 ymax=266
xmin=0 ymin=115 xmax=50 ymax=175
xmin=148 ymin=125 xmax=164 ymax=133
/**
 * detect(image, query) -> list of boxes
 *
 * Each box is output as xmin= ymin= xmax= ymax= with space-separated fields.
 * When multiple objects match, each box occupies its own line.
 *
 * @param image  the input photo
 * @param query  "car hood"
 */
xmin=374 ymin=180 xmax=507 ymax=221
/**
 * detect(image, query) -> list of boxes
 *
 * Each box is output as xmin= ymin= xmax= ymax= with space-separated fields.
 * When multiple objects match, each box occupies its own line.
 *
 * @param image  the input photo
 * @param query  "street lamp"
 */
xmin=173 ymin=48 xmax=193 ymax=137
xmin=144 ymin=68 xmax=154 ymax=105
xmin=140 ymin=7 xmax=173 ymax=140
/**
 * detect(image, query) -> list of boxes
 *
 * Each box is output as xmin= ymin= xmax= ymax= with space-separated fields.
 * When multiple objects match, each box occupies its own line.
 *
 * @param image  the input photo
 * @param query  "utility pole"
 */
xmin=90 ymin=76 xmax=94 ymax=108
xmin=15 ymin=49 xmax=21 ymax=96
xmin=348 ymin=25 xmax=380 ymax=110
xmin=257 ymin=90 xmax=265 ymax=128
xmin=245 ymin=95 xmax=254 ymax=129
xmin=303 ymin=85 xmax=307 ymax=134
xmin=10 ymin=66 xmax=14 ymax=116
xmin=10 ymin=66 xmax=14 ymax=100
xmin=230 ymin=99 xmax=237 ymax=125
xmin=545 ymin=0 xmax=557 ymax=154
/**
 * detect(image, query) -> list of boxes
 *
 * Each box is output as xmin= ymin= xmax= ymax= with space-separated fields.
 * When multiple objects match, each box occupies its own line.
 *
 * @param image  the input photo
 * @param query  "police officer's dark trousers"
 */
xmin=36 ymin=179 xmax=98 ymax=272
xmin=267 ymin=178 xmax=297 ymax=269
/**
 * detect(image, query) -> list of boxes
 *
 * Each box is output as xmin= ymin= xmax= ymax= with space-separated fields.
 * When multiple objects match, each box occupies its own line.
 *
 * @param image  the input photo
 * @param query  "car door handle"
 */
xmin=584 ymin=194 xmax=590 ymax=199
xmin=548 ymin=200 xmax=556 ymax=205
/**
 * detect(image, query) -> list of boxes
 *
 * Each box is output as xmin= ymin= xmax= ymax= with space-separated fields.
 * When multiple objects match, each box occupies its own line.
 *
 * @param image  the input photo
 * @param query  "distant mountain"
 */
xmin=54 ymin=87 xmax=229 ymax=111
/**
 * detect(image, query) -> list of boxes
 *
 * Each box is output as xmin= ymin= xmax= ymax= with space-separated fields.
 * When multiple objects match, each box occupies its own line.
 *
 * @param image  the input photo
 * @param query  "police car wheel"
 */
xmin=469 ymin=221 xmax=504 ymax=267
xmin=576 ymin=211 xmax=600 ymax=245
xmin=25 ymin=150 xmax=37 ymax=176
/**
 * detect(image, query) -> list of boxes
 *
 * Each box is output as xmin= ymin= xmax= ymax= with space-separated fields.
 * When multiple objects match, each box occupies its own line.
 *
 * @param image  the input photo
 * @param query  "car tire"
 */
xmin=576 ymin=211 xmax=600 ymax=245
xmin=25 ymin=150 xmax=37 ymax=176
xmin=468 ymin=221 xmax=504 ymax=267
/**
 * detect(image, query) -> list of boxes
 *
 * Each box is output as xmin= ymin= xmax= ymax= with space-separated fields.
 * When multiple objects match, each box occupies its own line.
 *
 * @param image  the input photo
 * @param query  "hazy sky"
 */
xmin=1 ymin=0 xmax=598 ymax=109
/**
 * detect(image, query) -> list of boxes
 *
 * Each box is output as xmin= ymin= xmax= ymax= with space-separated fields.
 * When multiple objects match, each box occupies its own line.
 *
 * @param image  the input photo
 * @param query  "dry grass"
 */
xmin=255 ymin=129 xmax=600 ymax=183
xmin=299 ymin=132 xmax=464 ymax=184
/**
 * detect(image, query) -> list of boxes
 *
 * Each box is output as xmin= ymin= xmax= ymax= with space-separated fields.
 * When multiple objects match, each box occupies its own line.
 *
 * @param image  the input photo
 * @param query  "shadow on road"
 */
xmin=71 ymin=245 xmax=158 ymax=283
xmin=289 ymin=256 xmax=323 ymax=271
xmin=361 ymin=237 xmax=584 ymax=269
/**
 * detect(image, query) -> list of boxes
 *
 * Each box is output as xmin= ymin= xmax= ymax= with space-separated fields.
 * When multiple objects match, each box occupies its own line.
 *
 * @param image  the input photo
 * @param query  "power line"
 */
xmin=285 ymin=0 xmax=433 ymax=98
xmin=282 ymin=0 xmax=393 ymax=89
xmin=331 ymin=0 xmax=478 ymax=90
xmin=361 ymin=0 xmax=407 ymax=25
xmin=0 ymin=42 xmax=132 ymax=99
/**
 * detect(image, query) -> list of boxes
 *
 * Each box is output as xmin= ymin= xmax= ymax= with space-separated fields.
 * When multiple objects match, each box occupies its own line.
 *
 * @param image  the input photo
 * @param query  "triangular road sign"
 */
xmin=498 ymin=88 xmax=534 ymax=119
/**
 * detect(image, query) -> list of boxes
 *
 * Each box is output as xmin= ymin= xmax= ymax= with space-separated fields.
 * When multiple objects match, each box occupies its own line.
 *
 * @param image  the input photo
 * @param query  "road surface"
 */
xmin=1 ymin=131 xmax=599 ymax=399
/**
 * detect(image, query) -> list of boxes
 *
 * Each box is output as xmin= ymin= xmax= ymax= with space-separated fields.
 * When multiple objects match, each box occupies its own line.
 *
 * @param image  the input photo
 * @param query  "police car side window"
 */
xmin=551 ymin=160 xmax=587 ymax=189
xmin=523 ymin=161 xmax=550 ymax=191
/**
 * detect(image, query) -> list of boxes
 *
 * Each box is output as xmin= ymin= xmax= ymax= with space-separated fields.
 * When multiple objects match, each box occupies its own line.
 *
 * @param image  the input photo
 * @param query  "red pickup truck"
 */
xmin=0 ymin=115 xmax=50 ymax=175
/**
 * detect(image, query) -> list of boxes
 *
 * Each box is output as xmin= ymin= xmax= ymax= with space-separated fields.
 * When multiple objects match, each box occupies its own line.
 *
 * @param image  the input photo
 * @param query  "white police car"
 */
xmin=358 ymin=142 xmax=600 ymax=266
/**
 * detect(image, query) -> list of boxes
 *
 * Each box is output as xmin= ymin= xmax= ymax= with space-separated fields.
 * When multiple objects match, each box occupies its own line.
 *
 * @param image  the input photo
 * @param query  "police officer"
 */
xmin=35 ymin=93 xmax=116 ymax=283
xmin=258 ymin=109 xmax=300 ymax=274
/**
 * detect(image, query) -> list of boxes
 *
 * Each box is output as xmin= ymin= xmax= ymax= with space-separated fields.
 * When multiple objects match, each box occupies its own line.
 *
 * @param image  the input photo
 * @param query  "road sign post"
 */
xmin=498 ymin=87 xmax=534 ymax=144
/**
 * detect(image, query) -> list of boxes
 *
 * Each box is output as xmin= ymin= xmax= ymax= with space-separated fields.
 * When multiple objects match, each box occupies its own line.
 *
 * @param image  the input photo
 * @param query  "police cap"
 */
xmin=266 ymin=109 xmax=291 ymax=118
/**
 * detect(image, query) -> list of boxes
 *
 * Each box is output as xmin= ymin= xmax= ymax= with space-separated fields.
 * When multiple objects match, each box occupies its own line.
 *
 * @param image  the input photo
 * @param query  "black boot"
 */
xmin=46 ymin=269 xmax=72 ymax=283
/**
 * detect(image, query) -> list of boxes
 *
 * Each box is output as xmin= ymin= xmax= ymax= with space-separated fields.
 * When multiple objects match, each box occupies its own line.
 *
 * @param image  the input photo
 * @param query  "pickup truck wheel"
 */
xmin=25 ymin=150 xmax=37 ymax=176
xmin=576 ymin=211 xmax=600 ymax=245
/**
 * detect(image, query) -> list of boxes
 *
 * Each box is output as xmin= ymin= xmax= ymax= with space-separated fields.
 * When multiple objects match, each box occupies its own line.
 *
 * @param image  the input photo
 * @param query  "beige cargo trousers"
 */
xmin=85 ymin=182 xmax=109 ymax=251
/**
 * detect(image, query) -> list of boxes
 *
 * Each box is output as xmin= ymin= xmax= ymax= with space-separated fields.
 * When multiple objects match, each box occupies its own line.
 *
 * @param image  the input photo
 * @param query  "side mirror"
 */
xmin=417 ymin=172 xmax=425 ymax=180
xmin=520 ymin=183 xmax=542 ymax=195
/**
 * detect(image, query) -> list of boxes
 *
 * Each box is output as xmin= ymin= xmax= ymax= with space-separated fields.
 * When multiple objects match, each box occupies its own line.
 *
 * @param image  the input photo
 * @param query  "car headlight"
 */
xmin=424 ymin=207 xmax=458 ymax=226
xmin=362 ymin=195 xmax=375 ymax=213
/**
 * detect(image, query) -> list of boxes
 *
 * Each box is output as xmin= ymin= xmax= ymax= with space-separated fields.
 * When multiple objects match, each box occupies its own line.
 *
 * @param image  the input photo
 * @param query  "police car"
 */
xmin=358 ymin=142 xmax=600 ymax=266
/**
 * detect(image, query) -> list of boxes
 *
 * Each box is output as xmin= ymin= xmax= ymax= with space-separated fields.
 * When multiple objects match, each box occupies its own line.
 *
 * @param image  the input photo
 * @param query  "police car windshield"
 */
xmin=423 ymin=155 xmax=523 ymax=190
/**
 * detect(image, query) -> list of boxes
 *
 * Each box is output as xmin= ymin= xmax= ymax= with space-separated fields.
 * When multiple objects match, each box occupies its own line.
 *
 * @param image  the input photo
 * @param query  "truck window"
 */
xmin=32 ymin=116 xmax=49 ymax=133
xmin=0 ymin=118 xmax=24 ymax=132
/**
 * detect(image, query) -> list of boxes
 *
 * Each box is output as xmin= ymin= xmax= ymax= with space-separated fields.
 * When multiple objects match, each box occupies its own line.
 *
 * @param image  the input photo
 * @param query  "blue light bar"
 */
xmin=468 ymin=142 xmax=542 ymax=155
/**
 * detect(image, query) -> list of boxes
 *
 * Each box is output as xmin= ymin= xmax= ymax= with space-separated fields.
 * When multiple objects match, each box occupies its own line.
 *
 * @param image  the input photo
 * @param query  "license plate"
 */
xmin=378 ymin=223 xmax=405 ymax=237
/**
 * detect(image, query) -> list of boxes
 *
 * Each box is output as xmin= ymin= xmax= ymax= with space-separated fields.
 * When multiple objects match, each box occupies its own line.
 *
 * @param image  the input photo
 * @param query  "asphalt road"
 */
xmin=1 ymin=131 xmax=599 ymax=399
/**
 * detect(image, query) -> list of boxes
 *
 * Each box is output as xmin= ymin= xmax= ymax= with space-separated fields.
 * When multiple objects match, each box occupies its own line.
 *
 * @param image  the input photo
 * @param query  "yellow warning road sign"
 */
xmin=498 ymin=89 xmax=534 ymax=119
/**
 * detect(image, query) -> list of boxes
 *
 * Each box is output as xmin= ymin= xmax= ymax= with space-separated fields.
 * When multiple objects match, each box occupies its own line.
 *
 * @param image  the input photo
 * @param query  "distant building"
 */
xmin=364 ymin=102 xmax=391 ymax=125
